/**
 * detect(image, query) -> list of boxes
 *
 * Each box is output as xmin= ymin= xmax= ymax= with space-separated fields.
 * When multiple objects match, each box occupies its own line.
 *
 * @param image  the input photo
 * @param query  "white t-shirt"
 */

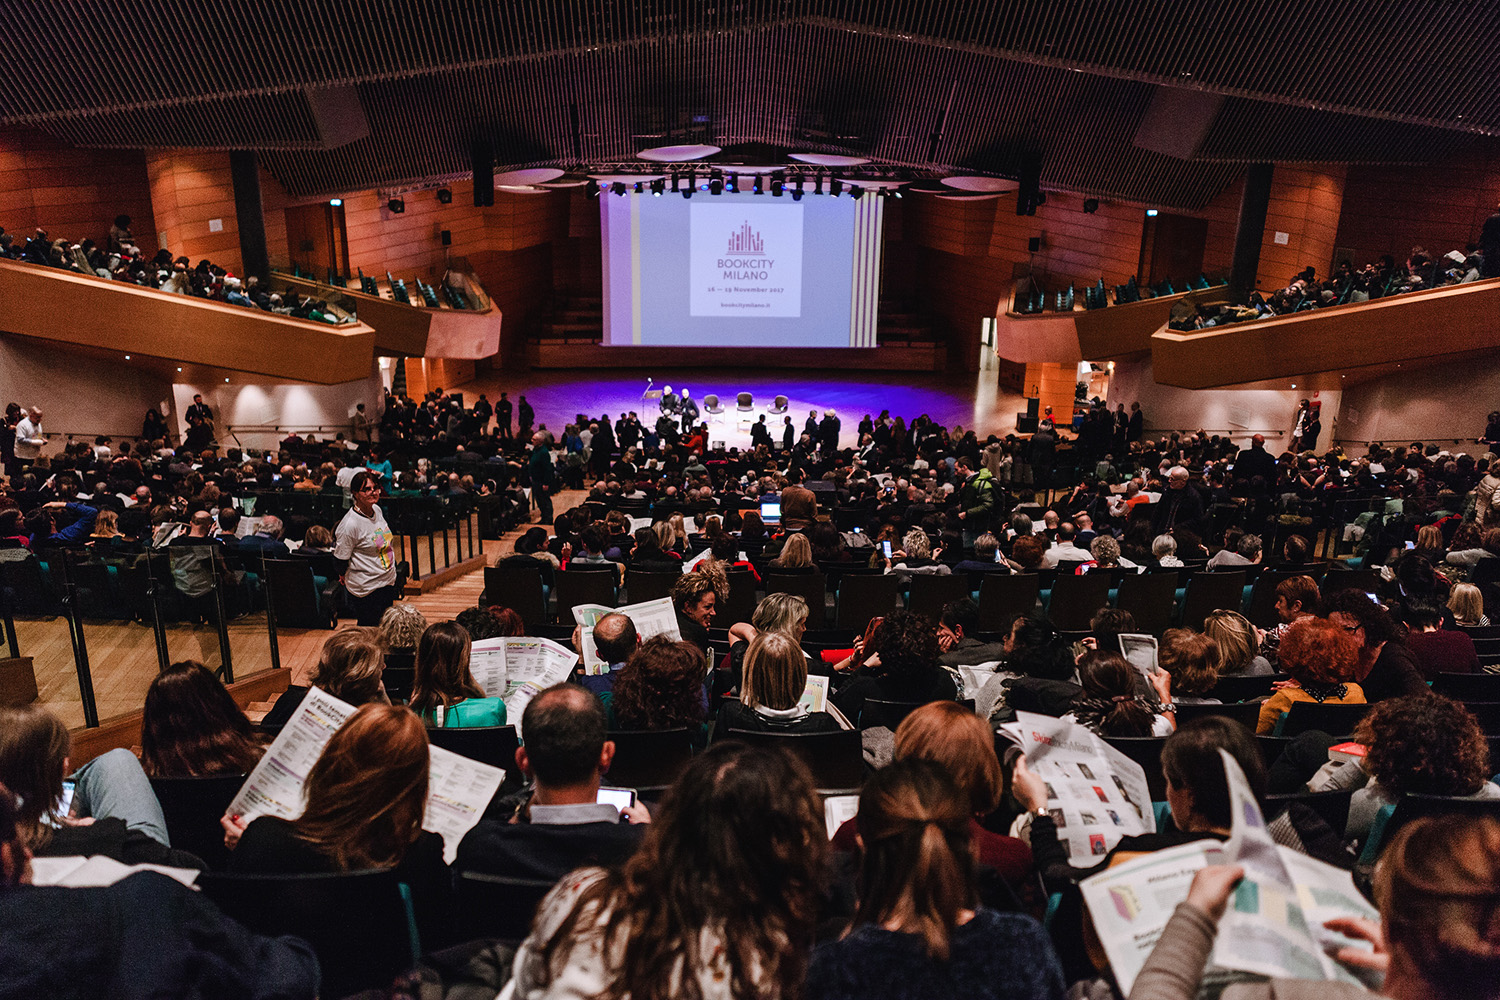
xmin=14 ymin=417 xmax=43 ymax=459
xmin=334 ymin=504 xmax=397 ymax=596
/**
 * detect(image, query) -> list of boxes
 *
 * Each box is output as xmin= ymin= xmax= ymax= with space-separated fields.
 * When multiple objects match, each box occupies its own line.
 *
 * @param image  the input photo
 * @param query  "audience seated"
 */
xmin=0 ymin=779 xmax=319 ymax=999
xmin=259 ymin=627 xmax=389 ymax=729
xmin=1319 ymin=590 xmax=1428 ymax=703
xmin=937 ymin=598 xmax=1008 ymax=668
xmin=140 ymin=660 xmax=264 ymax=777
xmin=831 ymin=610 xmax=958 ymax=723
xmin=574 ymin=611 xmax=639 ymax=696
xmin=1066 ymin=651 xmax=1174 ymax=737
xmin=456 ymin=684 xmax=647 ymax=883
xmin=1157 ymin=629 xmax=1220 ymax=705
xmin=1201 ymin=609 xmax=1273 ymax=676
xmin=722 ymin=592 xmax=811 ymax=697
xmin=1256 ymin=618 xmax=1366 ymax=734
xmin=222 ymin=702 xmax=453 ymax=946
xmin=1399 ymin=599 xmax=1478 ymax=678
xmin=409 ymin=620 xmax=506 ymax=728
xmin=602 ymin=636 xmax=710 ymax=745
xmin=807 ymin=759 xmax=1065 ymax=1000
xmin=716 ymin=631 xmax=843 ymax=735
xmin=508 ymin=741 xmax=826 ymax=999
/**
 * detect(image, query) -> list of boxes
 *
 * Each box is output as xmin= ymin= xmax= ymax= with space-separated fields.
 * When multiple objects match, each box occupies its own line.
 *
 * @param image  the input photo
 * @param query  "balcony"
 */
xmin=1150 ymin=277 xmax=1500 ymax=389
xmin=995 ymin=286 xmax=1231 ymax=364
xmin=276 ymin=271 xmax=501 ymax=360
xmin=0 ymin=259 xmax=375 ymax=384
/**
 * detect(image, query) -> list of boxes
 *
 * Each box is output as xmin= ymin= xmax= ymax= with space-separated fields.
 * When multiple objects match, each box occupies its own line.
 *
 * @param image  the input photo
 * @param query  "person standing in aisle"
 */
xmin=334 ymin=471 xmax=399 ymax=625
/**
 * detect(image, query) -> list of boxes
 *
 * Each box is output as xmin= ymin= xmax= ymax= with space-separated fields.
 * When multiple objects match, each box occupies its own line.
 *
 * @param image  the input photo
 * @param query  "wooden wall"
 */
xmin=1198 ymin=176 xmax=1244 ymax=277
xmin=1333 ymin=153 xmax=1500 ymax=267
xmin=992 ymin=192 xmax=1146 ymax=291
xmin=146 ymin=149 xmax=290 ymax=276
xmin=1255 ymin=165 xmax=1346 ymax=291
xmin=0 ymin=126 xmax=157 ymax=256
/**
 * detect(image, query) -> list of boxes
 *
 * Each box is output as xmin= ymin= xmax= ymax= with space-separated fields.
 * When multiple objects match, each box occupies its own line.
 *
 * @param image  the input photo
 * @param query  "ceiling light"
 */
xmin=791 ymin=188 xmax=802 ymax=201
xmin=124 ymin=354 xmax=131 ymax=360
xmin=710 ymin=177 xmax=723 ymax=196
xmin=633 ymin=181 xmax=643 ymax=194
xmin=650 ymin=178 xmax=664 ymax=197
xmin=387 ymin=197 xmax=405 ymax=214
xmin=176 ymin=367 xmax=183 ymax=372
xmin=224 ymin=377 xmax=230 ymax=382
xmin=328 ymin=198 xmax=343 ymax=207
xmin=1145 ymin=208 xmax=1159 ymax=217
xmin=436 ymin=188 xmax=453 ymax=204
xmin=850 ymin=185 xmax=863 ymax=200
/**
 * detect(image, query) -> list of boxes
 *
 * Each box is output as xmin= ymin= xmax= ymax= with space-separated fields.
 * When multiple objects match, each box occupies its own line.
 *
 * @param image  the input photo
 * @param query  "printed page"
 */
xmin=628 ymin=516 xmax=653 ymax=535
xmin=1117 ymin=634 xmax=1159 ymax=678
xmin=226 ymin=687 xmax=357 ymax=822
xmin=1080 ymin=840 xmax=1219 ymax=993
xmin=682 ymin=548 xmax=713 ymax=573
xmin=798 ymin=674 xmax=829 ymax=714
xmin=424 ymin=745 xmax=505 ymax=865
xmin=35 ymin=854 xmax=201 ymax=888
xmin=574 ymin=597 xmax=683 ymax=675
xmin=954 ymin=661 xmax=1001 ymax=701
xmin=824 ymin=794 xmax=859 ymax=840
xmin=1014 ymin=711 xmax=1156 ymax=865
xmin=469 ymin=638 xmax=508 ymax=697
xmin=498 ymin=637 xmax=578 ymax=696
xmin=28 ymin=856 xmax=89 ymax=886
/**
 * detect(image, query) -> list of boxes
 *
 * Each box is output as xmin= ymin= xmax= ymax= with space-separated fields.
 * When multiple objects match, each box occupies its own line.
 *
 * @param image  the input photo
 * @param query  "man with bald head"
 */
xmin=574 ymin=612 xmax=638 ymax=696
xmin=1234 ymin=432 xmax=1278 ymax=485
xmin=1151 ymin=466 xmax=1205 ymax=536
xmin=456 ymin=683 xmax=648 ymax=884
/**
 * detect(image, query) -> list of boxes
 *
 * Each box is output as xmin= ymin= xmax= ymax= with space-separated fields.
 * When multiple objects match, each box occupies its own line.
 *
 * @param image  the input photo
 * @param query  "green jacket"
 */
xmin=960 ymin=468 xmax=997 ymax=518
xmin=421 ymin=697 xmax=507 ymax=729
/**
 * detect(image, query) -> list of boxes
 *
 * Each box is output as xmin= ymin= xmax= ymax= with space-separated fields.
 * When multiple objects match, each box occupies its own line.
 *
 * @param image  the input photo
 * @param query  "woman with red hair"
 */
xmin=1255 ymin=618 xmax=1366 ymax=734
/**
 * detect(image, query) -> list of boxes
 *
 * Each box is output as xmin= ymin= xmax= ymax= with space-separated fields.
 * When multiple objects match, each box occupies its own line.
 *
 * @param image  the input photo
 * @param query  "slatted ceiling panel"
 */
xmin=1196 ymin=98 xmax=1484 ymax=165
xmin=36 ymin=92 xmax=324 ymax=150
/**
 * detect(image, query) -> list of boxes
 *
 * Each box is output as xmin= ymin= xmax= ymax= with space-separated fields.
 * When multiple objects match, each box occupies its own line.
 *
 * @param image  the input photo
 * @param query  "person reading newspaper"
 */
xmin=467 ymin=635 xmax=582 ymax=735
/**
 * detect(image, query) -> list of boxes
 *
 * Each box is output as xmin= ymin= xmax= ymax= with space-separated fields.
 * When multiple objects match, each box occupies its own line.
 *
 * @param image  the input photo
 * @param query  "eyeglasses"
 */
xmin=356 ymin=485 xmax=381 ymax=494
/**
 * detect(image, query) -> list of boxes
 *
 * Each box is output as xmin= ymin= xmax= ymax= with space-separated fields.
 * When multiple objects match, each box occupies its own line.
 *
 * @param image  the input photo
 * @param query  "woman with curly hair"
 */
xmin=1256 ymin=617 xmax=1366 ymax=734
xmin=512 ymin=742 xmax=826 ymax=1000
xmin=1066 ymin=651 xmax=1174 ymax=737
xmin=1157 ymin=629 xmax=1220 ymax=704
xmin=1307 ymin=693 xmax=1500 ymax=843
xmin=377 ymin=602 xmax=428 ymax=652
xmin=1321 ymin=589 xmax=1428 ymax=702
xmin=831 ymin=610 xmax=956 ymax=725
xmin=605 ymin=636 xmax=709 ymax=746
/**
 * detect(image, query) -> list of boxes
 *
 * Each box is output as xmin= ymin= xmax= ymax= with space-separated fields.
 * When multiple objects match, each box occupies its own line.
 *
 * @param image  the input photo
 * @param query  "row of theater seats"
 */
xmin=286 ymin=264 xmax=476 ymax=309
xmin=1013 ymin=274 xmax=1224 ymax=314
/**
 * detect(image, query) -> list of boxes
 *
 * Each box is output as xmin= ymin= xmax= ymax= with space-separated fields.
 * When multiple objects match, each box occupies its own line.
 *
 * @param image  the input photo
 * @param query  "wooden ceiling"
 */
xmin=4 ymin=1 xmax=1497 ymax=208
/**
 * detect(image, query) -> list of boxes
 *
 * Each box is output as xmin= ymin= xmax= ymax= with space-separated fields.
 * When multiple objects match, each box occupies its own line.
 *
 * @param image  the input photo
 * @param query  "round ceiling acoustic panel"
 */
xmin=790 ymin=152 xmax=871 ymax=167
xmin=496 ymin=185 xmax=554 ymax=195
xmin=934 ymin=192 xmax=1007 ymax=200
xmin=493 ymin=167 xmax=565 ymax=186
xmin=539 ymin=173 xmax=590 ymax=188
xmin=941 ymin=176 xmax=1019 ymax=193
xmin=836 ymin=177 xmax=904 ymax=190
xmin=638 ymin=144 xmax=721 ymax=162
xmin=586 ymin=174 xmax=666 ymax=184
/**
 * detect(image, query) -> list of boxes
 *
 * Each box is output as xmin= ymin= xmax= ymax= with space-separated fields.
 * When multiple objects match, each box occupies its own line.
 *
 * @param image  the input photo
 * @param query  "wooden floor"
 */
xmin=34 ymin=490 xmax=589 ymax=731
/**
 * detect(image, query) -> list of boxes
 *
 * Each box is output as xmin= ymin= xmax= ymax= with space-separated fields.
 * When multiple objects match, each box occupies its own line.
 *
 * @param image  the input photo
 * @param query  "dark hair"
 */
xmin=520 ymin=684 xmax=608 ymax=787
xmin=1356 ymin=694 xmax=1491 ymax=797
xmin=536 ymin=742 xmax=825 ymax=1000
xmin=1007 ymin=612 xmax=1075 ymax=680
xmin=1401 ymin=599 xmax=1445 ymax=630
xmin=0 ymin=705 xmax=69 ymax=850
xmin=1072 ymin=652 xmax=1156 ymax=737
xmin=1160 ymin=716 xmax=1267 ymax=829
xmin=454 ymin=604 xmax=524 ymax=640
xmin=853 ymin=759 xmax=976 ymax=960
xmin=610 ymin=636 xmax=706 ymax=730
xmin=409 ymin=621 xmax=483 ymax=715
xmin=1275 ymin=575 xmax=1321 ymax=615
xmin=939 ymin=597 xmax=980 ymax=634
xmin=141 ymin=661 xmax=263 ymax=777
xmin=869 ymin=610 xmax=941 ymax=683
xmin=670 ymin=572 xmax=716 ymax=614
xmin=1321 ymin=589 xmax=1401 ymax=647
xmin=0 ymin=780 xmax=23 ymax=886
xmin=1089 ymin=607 xmax=1137 ymax=649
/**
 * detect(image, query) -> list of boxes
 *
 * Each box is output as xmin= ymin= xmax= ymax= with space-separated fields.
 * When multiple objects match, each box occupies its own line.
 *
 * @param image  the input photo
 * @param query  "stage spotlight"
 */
xmin=387 ymin=197 xmax=405 ymax=214
xmin=710 ymin=177 xmax=723 ymax=195
xmin=794 ymin=175 xmax=805 ymax=194
xmin=650 ymin=178 xmax=664 ymax=197
xmin=328 ymin=198 xmax=342 ymax=207
xmin=634 ymin=181 xmax=643 ymax=194
xmin=1083 ymin=198 xmax=1099 ymax=214
xmin=436 ymin=188 xmax=453 ymax=204
xmin=585 ymin=179 xmax=599 ymax=198
xmin=850 ymin=185 xmax=863 ymax=200
xmin=612 ymin=182 xmax=627 ymax=196
xmin=1146 ymin=208 xmax=1159 ymax=217
xmin=682 ymin=187 xmax=693 ymax=199
xmin=791 ymin=188 xmax=802 ymax=201
xmin=771 ymin=178 xmax=783 ymax=197
xmin=727 ymin=173 xmax=739 ymax=194
xmin=751 ymin=174 xmax=762 ymax=195
xmin=830 ymin=179 xmax=843 ymax=197
xmin=670 ymin=174 xmax=680 ymax=193
xmin=892 ymin=188 xmax=903 ymax=198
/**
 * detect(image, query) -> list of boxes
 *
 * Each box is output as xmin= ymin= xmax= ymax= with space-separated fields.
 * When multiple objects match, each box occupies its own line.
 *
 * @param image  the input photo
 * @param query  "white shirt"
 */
xmin=334 ymin=504 xmax=397 ymax=596
xmin=1041 ymin=541 xmax=1094 ymax=568
xmin=14 ymin=417 xmax=43 ymax=459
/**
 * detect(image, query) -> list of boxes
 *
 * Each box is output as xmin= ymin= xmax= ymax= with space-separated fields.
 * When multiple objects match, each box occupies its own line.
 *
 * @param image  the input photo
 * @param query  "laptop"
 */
xmin=760 ymin=500 xmax=782 ymax=526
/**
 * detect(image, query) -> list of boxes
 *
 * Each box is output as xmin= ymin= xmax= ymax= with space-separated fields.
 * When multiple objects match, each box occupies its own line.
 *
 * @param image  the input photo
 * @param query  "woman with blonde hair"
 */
xmin=378 ymin=602 xmax=428 ymax=651
xmin=1449 ymin=581 xmax=1491 ymax=626
xmin=1201 ymin=609 xmax=1273 ymax=676
xmin=714 ymin=631 xmax=842 ymax=735
xmin=408 ymin=620 xmax=505 ymax=728
xmin=259 ymin=627 xmax=389 ymax=729
xmin=89 ymin=508 xmax=121 ymax=541
xmin=806 ymin=759 xmax=1064 ymax=999
xmin=770 ymin=532 xmax=816 ymax=571
xmin=223 ymin=703 xmax=451 ymax=943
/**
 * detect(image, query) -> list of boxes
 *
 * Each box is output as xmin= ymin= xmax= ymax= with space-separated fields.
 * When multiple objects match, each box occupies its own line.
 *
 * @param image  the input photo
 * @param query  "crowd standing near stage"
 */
xmin=3 ymin=382 xmax=1500 ymax=1000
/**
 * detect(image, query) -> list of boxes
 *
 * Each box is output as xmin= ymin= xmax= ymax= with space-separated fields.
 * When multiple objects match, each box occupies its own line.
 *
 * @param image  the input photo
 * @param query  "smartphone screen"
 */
xmin=881 ymin=540 xmax=893 ymax=558
xmin=994 ymin=547 xmax=1004 ymax=563
xmin=597 ymin=786 xmax=636 ymax=811
xmin=58 ymin=779 xmax=76 ymax=817
xmin=1404 ymin=540 xmax=1415 ymax=550
xmin=852 ymin=526 xmax=862 ymax=534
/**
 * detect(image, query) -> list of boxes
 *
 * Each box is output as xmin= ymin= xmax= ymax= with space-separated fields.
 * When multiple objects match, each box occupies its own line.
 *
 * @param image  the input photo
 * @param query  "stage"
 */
xmin=465 ymin=365 xmax=1024 ymax=452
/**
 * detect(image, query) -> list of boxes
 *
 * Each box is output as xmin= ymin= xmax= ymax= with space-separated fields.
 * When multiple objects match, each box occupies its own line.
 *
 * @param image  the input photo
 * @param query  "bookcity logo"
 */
xmin=719 ymin=221 xmax=773 ymax=279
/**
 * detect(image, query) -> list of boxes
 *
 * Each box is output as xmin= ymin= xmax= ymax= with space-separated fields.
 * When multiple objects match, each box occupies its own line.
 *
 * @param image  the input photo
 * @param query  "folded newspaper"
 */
xmin=468 ymin=635 xmax=580 ymax=730
xmin=573 ymin=597 xmax=683 ymax=675
xmin=1080 ymin=750 xmax=1381 ymax=993
xmin=224 ymin=687 xmax=505 ymax=864
xmin=1003 ymin=711 xmax=1156 ymax=865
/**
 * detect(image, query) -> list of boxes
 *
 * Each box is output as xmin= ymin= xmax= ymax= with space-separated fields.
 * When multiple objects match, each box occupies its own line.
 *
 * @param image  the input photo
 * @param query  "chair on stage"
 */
xmin=704 ymin=394 xmax=723 ymax=414
xmin=770 ymin=395 xmax=788 ymax=414
xmin=736 ymin=392 xmax=754 ymax=411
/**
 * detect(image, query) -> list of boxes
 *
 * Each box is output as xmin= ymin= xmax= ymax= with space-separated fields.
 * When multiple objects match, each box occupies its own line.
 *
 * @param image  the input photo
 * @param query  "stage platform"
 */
xmin=527 ymin=341 xmax=947 ymax=372
xmin=463 ymin=366 xmax=1023 ymax=451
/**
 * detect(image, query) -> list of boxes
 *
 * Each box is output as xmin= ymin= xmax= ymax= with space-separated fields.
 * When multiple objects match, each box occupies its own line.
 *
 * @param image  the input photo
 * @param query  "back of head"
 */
xmin=141 ymin=660 xmax=261 ymax=777
xmin=974 ymin=533 xmax=998 ymax=560
xmin=1202 ymin=610 xmax=1259 ymax=673
xmin=939 ymin=597 xmax=980 ymax=637
xmin=893 ymin=701 xmax=1003 ymax=815
xmin=611 ymin=636 xmax=706 ymax=729
xmin=776 ymin=533 xmax=813 ymax=567
xmin=750 ymin=592 xmax=808 ymax=636
xmin=411 ymin=620 xmax=479 ymax=713
xmin=870 ymin=610 xmax=940 ymax=683
xmin=1277 ymin=617 xmax=1360 ymax=685
xmin=1089 ymin=607 xmax=1136 ymax=650
xmin=1377 ymin=815 xmax=1500 ymax=999
xmin=0 ymin=704 xmax=69 ymax=849
xmin=591 ymin=612 xmax=639 ymax=664
xmin=378 ymin=603 xmax=428 ymax=650
xmin=1011 ymin=533 xmax=1044 ymax=569
xmin=1159 ymin=629 xmax=1220 ymax=696
xmin=1450 ymin=583 xmax=1486 ymax=625
xmin=1356 ymin=694 xmax=1490 ymax=798
xmin=311 ymin=628 xmax=388 ymax=704
xmin=1074 ymin=652 xmax=1156 ymax=737
xmin=854 ymin=758 xmax=975 ymax=960
xmin=1161 ymin=717 xmax=1267 ymax=829
xmin=741 ymin=631 xmax=808 ymax=711
xmin=298 ymin=703 xmax=429 ymax=870
xmin=1152 ymin=534 xmax=1177 ymax=558
xmin=1010 ymin=612 xmax=1074 ymax=680
xmin=0 ymin=780 xmax=24 ymax=886
xmin=520 ymin=684 xmax=608 ymax=787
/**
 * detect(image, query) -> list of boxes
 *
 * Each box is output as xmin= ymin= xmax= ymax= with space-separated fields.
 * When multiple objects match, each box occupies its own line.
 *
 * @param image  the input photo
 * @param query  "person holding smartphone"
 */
xmin=456 ymin=684 xmax=648 ymax=885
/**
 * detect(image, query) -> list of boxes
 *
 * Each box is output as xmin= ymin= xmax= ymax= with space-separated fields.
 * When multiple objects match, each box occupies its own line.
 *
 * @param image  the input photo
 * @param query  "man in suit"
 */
xmin=1126 ymin=402 xmax=1144 ymax=443
xmin=455 ymin=684 xmax=648 ymax=883
xmin=1234 ymin=433 xmax=1279 ymax=485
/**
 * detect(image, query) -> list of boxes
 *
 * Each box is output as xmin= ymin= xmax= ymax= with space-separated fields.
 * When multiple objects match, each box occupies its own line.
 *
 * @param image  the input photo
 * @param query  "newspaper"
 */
xmin=954 ymin=660 xmax=1002 ymax=701
xmin=224 ymin=686 xmax=506 ymax=863
xmin=824 ymin=794 xmax=859 ymax=840
xmin=1011 ymin=711 xmax=1156 ymax=865
xmin=30 ymin=855 xmax=201 ymax=888
xmin=1118 ymin=634 xmax=1159 ymax=678
xmin=628 ymin=516 xmax=654 ymax=535
xmin=1079 ymin=751 xmax=1380 ymax=993
xmin=573 ymin=597 xmax=683 ymax=675
xmin=468 ymin=636 xmax=578 ymax=699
